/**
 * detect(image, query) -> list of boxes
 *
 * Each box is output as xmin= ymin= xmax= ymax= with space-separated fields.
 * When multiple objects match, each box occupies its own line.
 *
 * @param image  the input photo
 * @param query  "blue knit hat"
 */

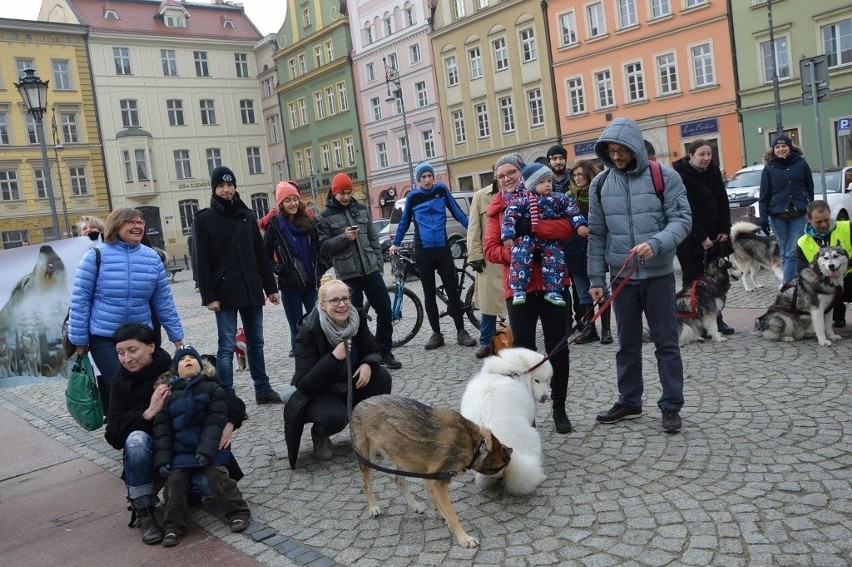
xmin=771 ymin=134 xmax=793 ymax=148
xmin=414 ymin=162 xmax=435 ymax=182
xmin=521 ymin=163 xmax=553 ymax=191
xmin=172 ymin=345 xmax=202 ymax=374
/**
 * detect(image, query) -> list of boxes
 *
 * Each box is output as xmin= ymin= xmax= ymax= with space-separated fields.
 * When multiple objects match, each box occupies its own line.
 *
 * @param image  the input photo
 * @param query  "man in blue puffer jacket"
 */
xmin=389 ymin=162 xmax=478 ymax=350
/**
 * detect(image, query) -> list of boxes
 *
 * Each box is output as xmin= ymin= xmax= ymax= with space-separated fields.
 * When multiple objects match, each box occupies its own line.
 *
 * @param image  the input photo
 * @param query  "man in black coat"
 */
xmin=192 ymin=166 xmax=283 ymax=404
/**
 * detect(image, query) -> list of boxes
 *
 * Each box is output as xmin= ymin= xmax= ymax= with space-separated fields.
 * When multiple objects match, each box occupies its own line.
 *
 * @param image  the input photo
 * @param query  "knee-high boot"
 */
xmin=600 ymin=306 xmax=613 ymax=344
xmin=550 ymin=355 xmax=572 ymax=434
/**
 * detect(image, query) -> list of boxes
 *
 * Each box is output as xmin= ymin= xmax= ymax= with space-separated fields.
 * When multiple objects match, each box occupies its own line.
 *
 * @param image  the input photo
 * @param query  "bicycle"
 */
xmin=363 ymin=249 xmax=480 ymax=347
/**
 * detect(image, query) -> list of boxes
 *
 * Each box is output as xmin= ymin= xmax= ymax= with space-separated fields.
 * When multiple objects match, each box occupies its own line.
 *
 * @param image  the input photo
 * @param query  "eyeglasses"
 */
xmin=495 ymin=170 xmax=519 ymax=181
xmin=123 ymin=219 xmax=145 ymax=226
xmin=606 ymin=146 xmax=631 ymax=157
xmin=325 ymin=297 xmax=351 ymax=306
xmin=571 ymin=172 xmax=588 ymax=179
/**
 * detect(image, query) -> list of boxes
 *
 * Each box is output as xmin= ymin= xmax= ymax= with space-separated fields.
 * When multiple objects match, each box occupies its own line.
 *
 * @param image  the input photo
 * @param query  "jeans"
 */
xmin=89 ymin=334 xmax=120 ymax=415
xmin=215 ymin=306 xmax=273 ymax=396
xmin=479 ymin=314 xmax=497 ymax=348
xmin=612 ymin=274 xmax=684 ymax=412
xmin=347 ymin=271 xmax=393 ymax=357
xmin=768 ymin=215 xmax=807 ymax=283
xmin=281 ymin=287 xmax=318 ymax=351
xmin=124 ymin=430 xmax=157 ymax=501
xmin=571 ymin=273 xmax=593 ymax=305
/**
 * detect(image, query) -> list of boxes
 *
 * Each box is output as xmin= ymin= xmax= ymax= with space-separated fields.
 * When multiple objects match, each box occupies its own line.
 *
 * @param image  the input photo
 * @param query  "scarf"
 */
xmin=806 ymin=220 xmax=837 ymax=244
xmin=568 ymin=183 xmax=589 ymax=211
xmin=318 ymin=307 xmax=360 ymax=346
xmin=276 ymin=215 xmax=314 ymax=284
xmin=212 ymin=193 xmax=240 ymax=214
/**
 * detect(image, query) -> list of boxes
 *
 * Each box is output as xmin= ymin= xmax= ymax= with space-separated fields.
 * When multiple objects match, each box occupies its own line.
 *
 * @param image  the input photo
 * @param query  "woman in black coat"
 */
xmin=673 ymin=139 xmax=734 ymax=334
xmin=283 ymin=279 xmax=392 ymax=469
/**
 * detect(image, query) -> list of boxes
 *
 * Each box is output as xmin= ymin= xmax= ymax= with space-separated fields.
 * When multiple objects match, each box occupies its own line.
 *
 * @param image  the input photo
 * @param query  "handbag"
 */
xmin=491 ymin=322 xmax=513 ymax=355
xmin=65 ymin=354 xmax=104 ymax=431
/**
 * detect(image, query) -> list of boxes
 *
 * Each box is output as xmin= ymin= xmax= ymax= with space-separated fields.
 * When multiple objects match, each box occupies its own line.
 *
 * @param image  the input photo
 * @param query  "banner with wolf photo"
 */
xmin=0 ymin=238 xmax=98 ymax=381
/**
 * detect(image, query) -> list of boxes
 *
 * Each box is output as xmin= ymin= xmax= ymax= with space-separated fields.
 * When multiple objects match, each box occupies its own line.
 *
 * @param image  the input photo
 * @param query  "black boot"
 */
xmin=574 ymin=306 xmax=599 ymax=344
xmin=832 ymin=302 xmax=846 ymax=328
xmin=716 ymin=313 xmax=735 ymax=335
xmin=132 ymin=497 xmax=163 ymax=545
xmin=550 ymin=370 xmax=572 ymax=434
xmin=600 ymin=306 xmax=613 ymax=344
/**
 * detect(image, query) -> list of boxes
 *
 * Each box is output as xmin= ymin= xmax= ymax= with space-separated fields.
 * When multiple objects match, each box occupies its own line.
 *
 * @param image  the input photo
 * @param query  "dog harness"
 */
xmin=764 ymin=269 xmax=843 ymax=316
xmin=352 ymin=435 xmax=487 ymax=480
xmin=675 ymin=280 xmax=704 ymax=319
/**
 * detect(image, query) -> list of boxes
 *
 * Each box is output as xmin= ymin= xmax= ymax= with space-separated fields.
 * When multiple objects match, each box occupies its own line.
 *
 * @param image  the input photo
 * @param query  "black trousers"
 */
xmin=163 ymin=466 xmax=250 ymax=534
xmin=414 ymin=245 xmax=465 ymax=333
xmin=303 ymin=366 xmax=393 ymax=437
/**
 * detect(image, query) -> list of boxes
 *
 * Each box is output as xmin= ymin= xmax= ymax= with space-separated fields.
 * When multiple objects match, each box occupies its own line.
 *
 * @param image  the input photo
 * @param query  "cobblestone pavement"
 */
xmin=2 ymin=267 xmax=851 ymax=566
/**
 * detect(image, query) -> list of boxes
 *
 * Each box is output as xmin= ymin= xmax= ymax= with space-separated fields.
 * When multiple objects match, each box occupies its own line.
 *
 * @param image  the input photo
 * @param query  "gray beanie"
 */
xmin=521 ymin=163 xmax=553 ymax=191
xmin=494 ymin=153 xmax=525 ymax=172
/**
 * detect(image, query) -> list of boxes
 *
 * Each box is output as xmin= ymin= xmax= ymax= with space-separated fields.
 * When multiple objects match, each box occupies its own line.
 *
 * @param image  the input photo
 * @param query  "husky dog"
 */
xmin=676 ymin=258 xmax=737 ymax=346
xmin=756 ymin=246 xmax=849 ymax=346
xmin=460 ymin=348 xmax=552 ymax=496
xmin=350 ymin=394 xmax=512 ymax=548
xmin=730 ymin=221 xmax=783 ymax=291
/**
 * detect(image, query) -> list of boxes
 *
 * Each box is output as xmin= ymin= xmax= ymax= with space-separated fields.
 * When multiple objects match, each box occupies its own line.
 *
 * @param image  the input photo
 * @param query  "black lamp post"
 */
xmin=383 ymin=57 xmax=415 ymax=191
xmin=15 ymin=68 xmax=61 ymax=241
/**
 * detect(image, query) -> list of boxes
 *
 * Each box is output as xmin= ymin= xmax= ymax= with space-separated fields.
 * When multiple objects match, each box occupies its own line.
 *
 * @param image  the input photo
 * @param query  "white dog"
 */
xmin=460 ymin=347 xmax=551 ymax=495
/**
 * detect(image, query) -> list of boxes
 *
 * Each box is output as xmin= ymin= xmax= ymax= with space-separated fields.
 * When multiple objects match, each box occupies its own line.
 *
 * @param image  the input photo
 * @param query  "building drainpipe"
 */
xmin=84 ymin=31 xmax=113 ymax=213
xmin=540 ymin=0 xmax=563 ymax=148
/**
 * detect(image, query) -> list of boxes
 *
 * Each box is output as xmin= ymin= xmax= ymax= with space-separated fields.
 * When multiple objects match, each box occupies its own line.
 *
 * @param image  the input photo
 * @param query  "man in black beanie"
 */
xmin=191 ymin=166 xmax=283 ymax=404
xmin=547 ymin=144 xmax=570 ymax=193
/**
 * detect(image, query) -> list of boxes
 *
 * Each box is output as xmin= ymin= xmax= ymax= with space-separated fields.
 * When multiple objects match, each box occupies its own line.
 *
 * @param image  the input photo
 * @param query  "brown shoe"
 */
xmin=424 ymin=332 xmax=445 ymax=350
xmin=474 ymin=346 xmax=491 ymax=359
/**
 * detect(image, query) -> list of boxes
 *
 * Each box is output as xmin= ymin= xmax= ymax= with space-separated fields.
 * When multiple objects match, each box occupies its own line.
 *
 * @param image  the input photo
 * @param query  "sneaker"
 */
xmin=544 ymin=292 xmax=566 ymax=306
xmin=456 ymin=329 xmax=477 ymax=347
xmin=474 ymin=346 xmax=492 ymax=359
xmin=312 ymin=433 xmax=333 ymax=460
xmin=512 ymin=291 xmax=527 ymax=305
xmin=596 ymin=403 xmax=642 ymax=424
xmin=230 ymin=517 xmax=250 ymax=533
xmin=662 ymin=410 xmax=682 ymax=434
xmin=381 ymin=354 xmax=402 ymax=369
xmin=256 ymin=390 xmax=283 ymax=405
xmin=162 ymin=532 xmax=181 ymax=547
xmin=424 ymin=332 xmax=445 ymax=350
xmin=832 ymin=319 xmax=846 ymax=329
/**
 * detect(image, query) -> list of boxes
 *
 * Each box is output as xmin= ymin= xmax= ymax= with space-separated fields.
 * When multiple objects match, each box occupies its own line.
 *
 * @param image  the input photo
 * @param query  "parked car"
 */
xmin=747 ymin=166 xmax=852 ymax=224
xmin=725 ymin=164 xmax=763 ymax=220
xmin=381 ymin=192 xmax=475 ymax=259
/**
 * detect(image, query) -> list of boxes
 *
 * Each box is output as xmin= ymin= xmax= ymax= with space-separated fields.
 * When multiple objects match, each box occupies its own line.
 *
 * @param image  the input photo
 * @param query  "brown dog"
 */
xmin=350 ymin=394 xmax=512 ymax=548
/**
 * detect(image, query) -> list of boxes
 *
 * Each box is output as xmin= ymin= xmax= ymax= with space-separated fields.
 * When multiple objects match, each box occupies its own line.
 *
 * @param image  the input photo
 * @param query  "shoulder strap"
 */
xmin=595 ymin=162 xmax=665 ymax=204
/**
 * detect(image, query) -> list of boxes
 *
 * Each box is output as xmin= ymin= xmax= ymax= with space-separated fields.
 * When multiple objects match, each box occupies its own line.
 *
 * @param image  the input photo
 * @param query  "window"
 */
xmin=446 ymin=56 xmax=459 ymax=86
xmin=123 ymin=150 xmax=135 ymax=181
xmin=235 ymin=53 xmax=249 ymax=77
xmin=314 ymin=92 xmax=325 ymax=120
xmin=2 ymin=230 xmax=29 ymax=249
xmin=520 ymin=29 xmax=537 ymax=62
xmin=338 ymin=82 xmax=349 ymax=111
xmin=263 ymin=77 xmax=275 ymax=97
xmin=194 ymin=51 xmax=209 ymax=77
xmin=366 ymin=62 xmax=376 ymax=82
xmin=326 ymin=87 xmax=337 ymax=115
xmin=52 ymin=60 xmax=72 ymax=89
xmin=326 ymin=40 xmax=334 ymax=62
xmin=295 ymin=151 xmax=304 ymax=178
xmin=383 ymin=16 xmax=392 ymax=37
xmin=113 ymin=47 xmax=131 ymax=75
xmin=587 ymin=3 xmax=605 ymax=38
xmin=288 ymin=58 xmax=297 ymax=79
xmin=656 ymin=52 xmax=679 ymax=94
xmin=302 ymin=7 xmax=311 ymax=27
xmin=25 ymin=115 xmax=40 ymax=144
xmin=559 ymin=11 xmax=577 ymax=46
xmin=120 ymin=99 xmax=140 ymax=128
xmin=410 ymin=43 xmax=421 ymax=64
xmin=69 ymin=167 xmax=88 ymax=196
xmin=594 ymin=69 xmax=615 ymax=108
xmin=167 ymin=99 xmax=184 ymax=126
xmin=566 ymin=78 xmax=586 ymax=115
xmin=451 ymin=110 xmax=466 ymax=143
xmin=250 ymin=194 xmax=269 ymax=219
xmin=364 ymin=24 xmax=374 ymax=45
xmin=404 ymin=7 xmax=414 ymax=27
xmin=298 ymin=54 xmax=307 ymax=74
xmin=475 ymin=103 xmax=490 ymax=138
xmin=0 ymin=170 xmax=20 ymax=201
xmin=314 ymin=46 xmax=323 ymax=68
xmin=625 ymin=61 xmax=645 ymax=101
xmin=34 ymin=168 xmax=47 ymax=199
xmin=240 ymin=99 xmax=256 ymax=124
xmin=469 ymin=47 xmax=483 ymax=79
xmin=415 ymin=81 xmax=428 ymax=107
xmin=493 ymin=38 xmax=508 ymax=71
xmin=761 ymin=38 xmax=791 ymax=83
xmin=617 ymin=0 xmax=637 ymax=29
xmin=298 ymin=98 xmax=308 ymax=125
xmin=422 ymin=130 xmax=435 ymax=159
xmin=321 ymin=143 xmax=331 ymax=170
xmin=370 ymin=97 xmax=382 ymax=121
xmin=206 ymin=148 xmax=222 ymax=174
xmin=161 ymin=50 xmax=177 ymax=76
xmin=275 ymin=162 xmax=285 ymax=182
xmin=345 ymin=137 xmax=355 ymax=166
xmin=174 ymin=150 xmax=192 ymax=179
xmin=527 ymin=88 xmax=545 ymax=126
xmin=387 ymin=52 xmax=398 ymax=70
xmin=179 ymin=199 xmax=199 ymax=235
xmin=134 ymin=149 xmax=149 ymax=180
xmin=0 ymin=113 xmax=8 ymax=145
xmin=303 ymin=149 xmax=313 ymax=176
xmin=821 ymin=18 xmax=851 ymax=68
xmin=333 ymin=140 xmax=342 ymax=167
xmin=393 ymin=137 xmax=408 ymax=164
xmin=691 ymin=42 xmax=714 ymax=87
xmin=247 ymin=147 xmax=262 ymax=174
xmin=478 ymin=0 xmax=488 ymax=8
xmin=200 ymin=99 xmax=216 ymax=125
xmin=60 ymin=112 xmax=78 ymax=143
xmin=288 ymin=102 xmax=298 ymax=129
xmin=392 ymin=90 xmax=403 ymax=115
xmin=499 ymin=96 xmax=515 ymax=133
xmin=164 ymin=12 xmax=186 ymax=28
xmin=454 ymin=0 xmax=465 ymax=19
xmin=650 ymin=0 xmax=671 ymax=19
xmin=685 ymin=0 xmax=706 ymax=7
xmin=376 ymin=142 xmax=388 ymax=168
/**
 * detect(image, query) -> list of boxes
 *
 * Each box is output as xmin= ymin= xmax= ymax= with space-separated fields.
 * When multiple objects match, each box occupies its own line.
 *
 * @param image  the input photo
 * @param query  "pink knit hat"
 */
xmin=275 ymin=181 xmax=300 ymax=207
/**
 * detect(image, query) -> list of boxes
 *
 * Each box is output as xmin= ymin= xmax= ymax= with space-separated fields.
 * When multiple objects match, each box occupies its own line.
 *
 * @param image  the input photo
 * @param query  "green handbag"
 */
xmin=65 ymin=354 xmax=104 ymax=431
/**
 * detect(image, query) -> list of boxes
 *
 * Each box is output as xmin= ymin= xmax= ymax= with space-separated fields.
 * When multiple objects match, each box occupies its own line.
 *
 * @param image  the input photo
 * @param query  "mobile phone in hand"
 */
xmin=349 ymin=225 xmax=358 ymax=230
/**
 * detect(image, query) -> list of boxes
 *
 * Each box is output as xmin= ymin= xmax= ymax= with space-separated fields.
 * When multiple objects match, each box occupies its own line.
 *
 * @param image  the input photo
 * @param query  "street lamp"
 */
xmin=15 ymin=68 xmax=61 ymax=241
xmin=51 ymin=109 xmax=71 ymax=237
xmin=383 ymin=57 xmax=415 ymax=191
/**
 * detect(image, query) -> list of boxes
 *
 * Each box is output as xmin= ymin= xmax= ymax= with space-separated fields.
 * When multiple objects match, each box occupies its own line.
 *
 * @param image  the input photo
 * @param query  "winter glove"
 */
xmin=159 ymin=465 xmax=170 ymax=478
xmin=760 ymin=221 xmax=771 ymax=236
xmin=514 ymin=217 xmax=532 ymax=237
xmin=469 ymin=259 xmax=485 ymax=273
xmin=195 ymin=454 xmax=210 ymax=468
xmin=88 ymin=231 xmax=100 ymax=241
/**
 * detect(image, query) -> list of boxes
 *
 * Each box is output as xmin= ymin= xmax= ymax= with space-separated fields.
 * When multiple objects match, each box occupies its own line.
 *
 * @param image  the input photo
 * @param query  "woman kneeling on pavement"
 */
xmin=283 ymin=279 xmax=392 ymax=468
xmin=105 ymin=323 xmax=245 ymax=545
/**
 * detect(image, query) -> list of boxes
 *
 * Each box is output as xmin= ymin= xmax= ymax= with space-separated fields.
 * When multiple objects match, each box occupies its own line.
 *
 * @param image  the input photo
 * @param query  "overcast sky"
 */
xmin=0 ymin=0 xmax=286 ymax=36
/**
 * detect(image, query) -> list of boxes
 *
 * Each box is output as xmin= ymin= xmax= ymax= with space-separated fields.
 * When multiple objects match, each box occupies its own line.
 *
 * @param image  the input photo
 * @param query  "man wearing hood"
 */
xmin=316 ymin=173 xmax=401 ymax=369
xmin=587 ymin=118 xmax=691 ymax=434
xmin=192 ymin=166 xmax=283 ymax=404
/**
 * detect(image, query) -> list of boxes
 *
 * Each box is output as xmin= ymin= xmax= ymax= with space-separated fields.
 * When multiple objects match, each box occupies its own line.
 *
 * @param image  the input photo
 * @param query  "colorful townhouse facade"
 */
xmin=548 ymin=0 xmax=743 ymax=175
xmin=430 ymin=0 xmax=561 ymax=192
xmin=0 ymin=18 xmax=109 ymax=248
xmin=275 ymin=0 xmax=365 ymax=212
xmin=733 ymin=0 xmax=852 ymax=168
xmin=256 ymin=34 xmax=289 ymax=187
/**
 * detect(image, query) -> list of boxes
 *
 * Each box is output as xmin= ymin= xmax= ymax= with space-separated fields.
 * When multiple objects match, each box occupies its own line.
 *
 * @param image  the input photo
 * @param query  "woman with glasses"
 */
xmin=68 ymin=207 xmax=184 ymax=415
xmin=283 ymin=278 xmax=392 ymax=468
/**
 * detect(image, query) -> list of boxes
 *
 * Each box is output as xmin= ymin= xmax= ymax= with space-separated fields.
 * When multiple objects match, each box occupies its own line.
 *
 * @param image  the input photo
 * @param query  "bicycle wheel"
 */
xmin=464 ymin=284 xmax=480 ymax=328
xmin=363 ymin=285 xmax=424 ymax=348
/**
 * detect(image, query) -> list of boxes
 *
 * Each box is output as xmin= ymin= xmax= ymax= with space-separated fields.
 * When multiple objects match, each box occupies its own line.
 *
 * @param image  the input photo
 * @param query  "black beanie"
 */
xmin=211 ymin=166 xmax=237 ymax=192
xmin=547 ymin=144 xmax=568 ymax=160
xmin=173 ymin=345 xmax=203 ymax=374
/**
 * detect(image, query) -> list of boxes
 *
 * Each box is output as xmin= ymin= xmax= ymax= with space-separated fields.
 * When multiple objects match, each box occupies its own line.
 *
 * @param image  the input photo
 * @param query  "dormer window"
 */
xmin=165 ymin=14 xmax=186 ymax=28
xmin=104 ymin=7 xmax=119 ymax=20
xmin=223 ymin=18 xmax=236 ymax=29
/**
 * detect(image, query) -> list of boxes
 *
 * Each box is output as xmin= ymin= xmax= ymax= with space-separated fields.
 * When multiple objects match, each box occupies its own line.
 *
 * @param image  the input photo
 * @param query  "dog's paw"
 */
xmin=714 ymin=336 xmax=727 ymax=343
xmin=457 ymin=534 xmax=479 ymax=548
xmin=410 ymin=501 xmax=427 ymax=514
xmin=782 ymin=337 xmax=795 ymax=342
xmin=818 ymin=339 xmax=832 ymax=347
xmin=827 ymin=334 xmax=842 ymax=342
xmin=368 ymin=505 xmax=382 ymax=517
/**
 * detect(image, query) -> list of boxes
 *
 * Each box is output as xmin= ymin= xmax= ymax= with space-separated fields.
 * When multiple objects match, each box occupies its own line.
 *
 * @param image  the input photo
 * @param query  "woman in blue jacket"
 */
xmin=758 ymin=134 xmax=814 ymax=283
xmin=68 ymin=207 xmax=184 ymax=414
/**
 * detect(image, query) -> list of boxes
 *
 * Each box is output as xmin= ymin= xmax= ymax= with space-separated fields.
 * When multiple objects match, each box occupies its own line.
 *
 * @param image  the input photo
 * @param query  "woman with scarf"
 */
xmin=282 ymin=279 xmax=392 ymax=468
xmin=264 ymin=182 xmax=322 ymax=355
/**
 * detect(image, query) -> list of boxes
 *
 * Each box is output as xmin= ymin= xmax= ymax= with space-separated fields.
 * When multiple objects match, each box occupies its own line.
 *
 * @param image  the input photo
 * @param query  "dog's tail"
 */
xmin=502 ymin=453 xmax=546 ymax=496
xmin=730 ymin=221 xmax=761 ymax=241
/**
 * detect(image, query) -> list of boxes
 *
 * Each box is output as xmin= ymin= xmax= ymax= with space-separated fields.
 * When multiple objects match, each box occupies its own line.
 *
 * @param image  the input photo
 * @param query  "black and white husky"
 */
xmin=756 ymin=246 xmax=849 ymax=346
xmin=730 ymin=221 xmax=783 ymax=292
xmin=676 ymin=257 xmax=737 ymax=346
